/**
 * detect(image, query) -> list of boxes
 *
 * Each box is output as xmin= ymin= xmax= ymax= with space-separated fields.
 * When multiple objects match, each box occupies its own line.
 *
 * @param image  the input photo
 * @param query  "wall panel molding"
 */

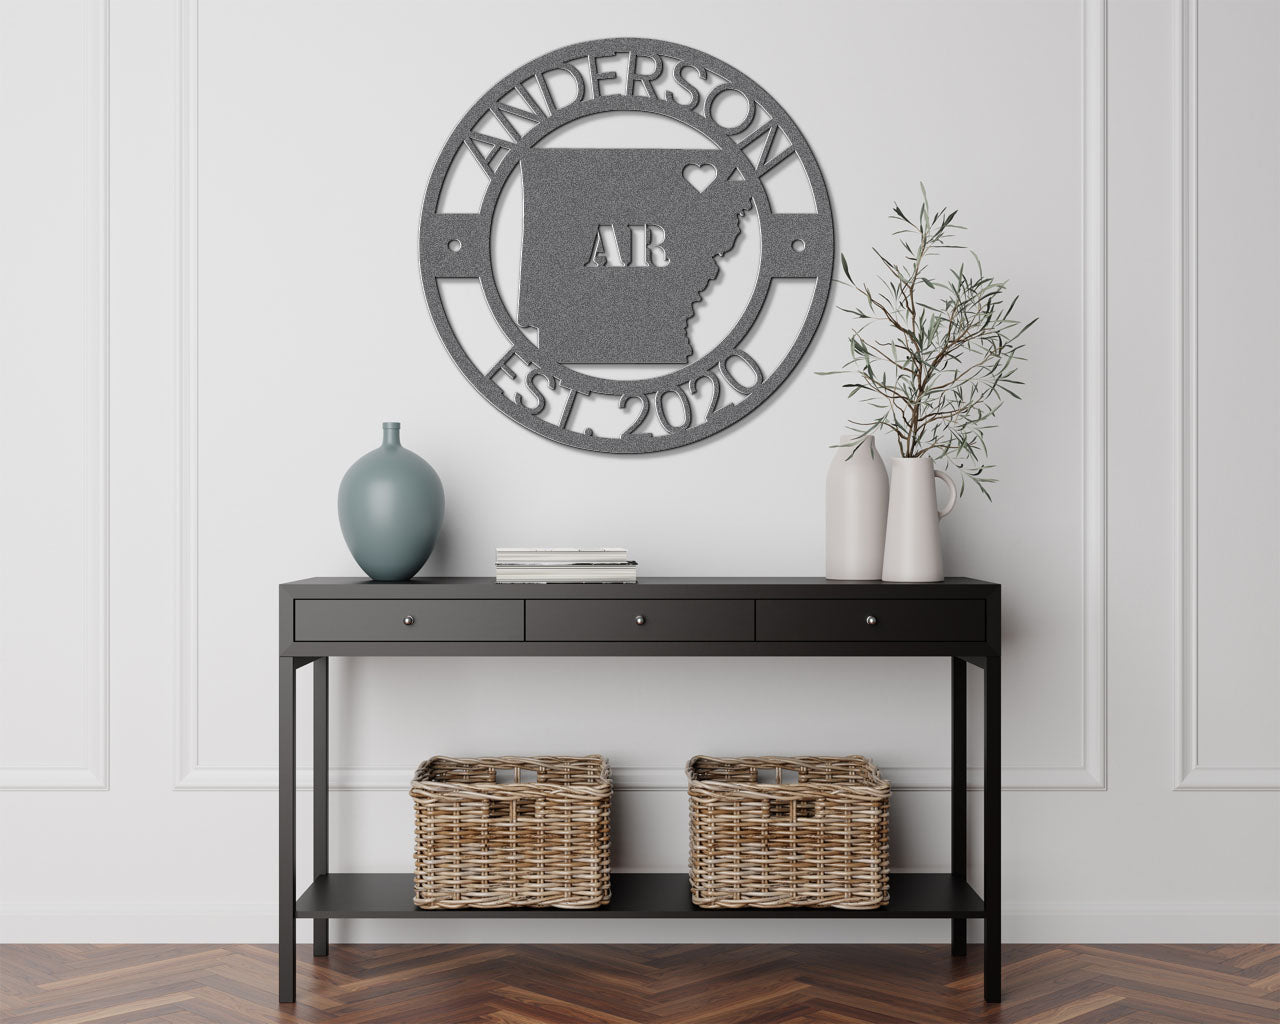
xmin=4 ymin=898 xmax=1276 ymax=944
xmin=173 ymin=0 xmax=202 ymax=792
xmin=1173 ymin=0 xmax=1279 ymax=792
xmin=176 ymin=1 xmax=1107 ymax=793
xmin=174 ymin=762 xmax=1084 ymax=794
xmin=1071 ymin=0 xmax=1108 ymax=792
xmin=0 ymin=0 xmax=110 ymax=792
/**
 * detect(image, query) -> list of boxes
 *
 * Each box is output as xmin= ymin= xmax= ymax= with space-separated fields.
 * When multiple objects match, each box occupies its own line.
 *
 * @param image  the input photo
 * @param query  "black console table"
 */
xmin=278 ymin=576 xmax=1002 ymax=1003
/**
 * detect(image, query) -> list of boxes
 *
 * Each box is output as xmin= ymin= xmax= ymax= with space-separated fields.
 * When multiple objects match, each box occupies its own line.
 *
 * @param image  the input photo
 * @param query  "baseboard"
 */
xmin=999 ymin=902 xmax=1280 ymax=943
xmin=4 ymin=902 xmax=1276 ymax=944
xmin=0 ymin=904 xmax=279 ymax=944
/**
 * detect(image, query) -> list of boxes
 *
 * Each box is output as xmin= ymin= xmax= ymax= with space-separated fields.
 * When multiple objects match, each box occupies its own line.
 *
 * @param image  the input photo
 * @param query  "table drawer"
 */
xmin=756 ymin=599 xmax=986 ymax=643
xmin=526 ymin=599 xmax=754 ymax=642
xmin=294 ymin=599 xmax=523 ymax=642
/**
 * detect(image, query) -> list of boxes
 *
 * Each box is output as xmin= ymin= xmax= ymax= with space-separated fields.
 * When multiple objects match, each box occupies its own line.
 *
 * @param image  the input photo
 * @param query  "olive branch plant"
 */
xmin=822 ymin=186 xmax=1036 ymax=499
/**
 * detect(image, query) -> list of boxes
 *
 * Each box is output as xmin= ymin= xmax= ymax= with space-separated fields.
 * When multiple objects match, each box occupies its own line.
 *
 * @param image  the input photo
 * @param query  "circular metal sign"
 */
xmin=419 ymin=38 xmax=833 ymax=454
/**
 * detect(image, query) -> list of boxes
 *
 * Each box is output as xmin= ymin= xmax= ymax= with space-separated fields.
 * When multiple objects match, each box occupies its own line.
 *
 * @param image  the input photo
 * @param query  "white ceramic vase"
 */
xmin=825 ymin=435 xmax=890 ymax=580
xmin=881 ymin=456 xmax=958 ymax=583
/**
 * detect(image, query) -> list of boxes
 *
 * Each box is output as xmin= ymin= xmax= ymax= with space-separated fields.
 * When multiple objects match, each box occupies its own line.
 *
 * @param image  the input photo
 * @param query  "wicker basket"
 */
xmin=686 ymin=755 xmax=890 ymax=909
xmin=410 ymin=755 xmax=611 ymax=909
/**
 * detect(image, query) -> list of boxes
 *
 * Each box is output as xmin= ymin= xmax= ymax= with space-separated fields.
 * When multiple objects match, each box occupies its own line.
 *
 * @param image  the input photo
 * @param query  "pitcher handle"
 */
xmin=935 ymin=470 xmax=958 ymax=519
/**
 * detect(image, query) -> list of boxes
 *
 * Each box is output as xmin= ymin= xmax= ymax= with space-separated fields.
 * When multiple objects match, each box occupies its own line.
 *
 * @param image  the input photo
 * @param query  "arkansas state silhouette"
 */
xmin=518 ymin=148 xmax=753 ymax=365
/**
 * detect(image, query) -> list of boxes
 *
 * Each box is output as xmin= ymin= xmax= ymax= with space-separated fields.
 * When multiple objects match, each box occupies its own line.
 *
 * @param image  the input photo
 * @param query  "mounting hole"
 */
xmin=791 ymin=238 xmax=806 ymax=253
xmin=447 ymin=238 xmax=462 ymax=253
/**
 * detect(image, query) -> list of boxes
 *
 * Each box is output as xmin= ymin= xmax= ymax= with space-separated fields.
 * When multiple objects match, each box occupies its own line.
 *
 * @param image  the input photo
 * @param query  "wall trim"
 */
xmin=175 ymin=2 xmax=1107 ymax=794
xmin=174 ymin=0 xmax=203 ymax=792
xmin=1176 ymin=764 xmax=1280 ymax=791
xmin=5 ymin=899 xmax=1275 ymax=945
xmin=175 ymin=763 xmax=1096 ymax=793
xmin=1173 ymin=0 xmax=1279 ymax=791
xmin=0 ymin=0 xmax=110 ymax=792
xmin=1073 ymin=0 xmax=1108 ymax=792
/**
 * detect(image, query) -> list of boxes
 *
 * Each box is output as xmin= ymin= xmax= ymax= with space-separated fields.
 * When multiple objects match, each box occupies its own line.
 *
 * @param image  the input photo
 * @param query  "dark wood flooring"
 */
xmin=2 ymin=943 xmax=1277 ymax=1024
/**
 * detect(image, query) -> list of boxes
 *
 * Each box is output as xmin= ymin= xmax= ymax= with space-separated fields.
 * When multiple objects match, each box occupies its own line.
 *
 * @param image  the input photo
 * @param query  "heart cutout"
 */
xmin=682 ymin=163 xmax=717 ymax=194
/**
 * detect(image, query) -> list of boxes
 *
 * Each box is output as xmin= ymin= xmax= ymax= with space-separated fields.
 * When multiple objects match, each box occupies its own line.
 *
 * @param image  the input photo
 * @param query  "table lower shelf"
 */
xmin=295 ymin=872 xmax=984 ymax=920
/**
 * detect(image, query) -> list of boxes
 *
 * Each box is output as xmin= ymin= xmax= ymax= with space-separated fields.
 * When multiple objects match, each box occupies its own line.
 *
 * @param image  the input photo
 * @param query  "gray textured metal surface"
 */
xmin=518 ymin=148 xmax=753 ymax=365
xmin=419 ymin=39 xmax=834 ymax=454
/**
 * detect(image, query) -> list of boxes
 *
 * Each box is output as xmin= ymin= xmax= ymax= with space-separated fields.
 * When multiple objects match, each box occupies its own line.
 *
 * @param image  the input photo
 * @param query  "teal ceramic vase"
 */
xmin=338 ymin=422 xmax=445 ymax=581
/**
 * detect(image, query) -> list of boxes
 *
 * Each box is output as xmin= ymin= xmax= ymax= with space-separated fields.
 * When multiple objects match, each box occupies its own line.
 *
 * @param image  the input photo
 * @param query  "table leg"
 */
xmin=279 ymin=657 xmax=296 ymax=1003
xmin=983 ymin=654 xmax=1001 ymax=1003
xmin=951 ymin=657 xmax=967 ymax=956
xmin=311 ymin=660 xmax=327 ymax=957
xmin=313 ymin=658 xmax=329 ymax=957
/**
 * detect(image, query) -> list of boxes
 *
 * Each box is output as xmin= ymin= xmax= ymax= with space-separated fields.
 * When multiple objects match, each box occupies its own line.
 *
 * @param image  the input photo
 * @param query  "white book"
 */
xmin=497 ymin=547 xmax=628 ymax=555
xmin=496 ymin=560 xmax=637 ymax=568
xmin=496 ymin=564 xmax=638 ymax=583
xmin=496 ymin=546 xmax=631 ymax=564
xmin=496 ymin=564 xmax=636 ymax=572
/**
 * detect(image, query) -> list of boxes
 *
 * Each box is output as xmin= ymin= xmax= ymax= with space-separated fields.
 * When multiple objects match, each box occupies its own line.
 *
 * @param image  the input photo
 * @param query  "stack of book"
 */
xmin=495 ymin=547 xmax=638 ymax=584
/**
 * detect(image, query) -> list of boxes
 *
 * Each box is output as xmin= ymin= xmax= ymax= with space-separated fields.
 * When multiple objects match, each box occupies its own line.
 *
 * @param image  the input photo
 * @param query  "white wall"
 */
xmin=1 ymin=0 xmax=1277 ymax=943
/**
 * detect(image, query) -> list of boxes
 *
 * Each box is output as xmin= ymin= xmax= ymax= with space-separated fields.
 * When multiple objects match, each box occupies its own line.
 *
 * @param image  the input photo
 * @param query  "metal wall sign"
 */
xmin=419 ymin=38 xmax=833 ymax=454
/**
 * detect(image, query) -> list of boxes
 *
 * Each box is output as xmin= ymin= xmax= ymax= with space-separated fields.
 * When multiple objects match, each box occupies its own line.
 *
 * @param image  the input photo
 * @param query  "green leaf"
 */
xmin=827 ymin=184 xmax=1035 ymax=500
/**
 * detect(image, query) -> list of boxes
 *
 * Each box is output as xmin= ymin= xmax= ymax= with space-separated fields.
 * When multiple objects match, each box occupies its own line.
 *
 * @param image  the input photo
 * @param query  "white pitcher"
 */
xmin=825 ymin=435 xmax=890 ymax=580
xmin=881 ymin=456 xmax=958 ymax=582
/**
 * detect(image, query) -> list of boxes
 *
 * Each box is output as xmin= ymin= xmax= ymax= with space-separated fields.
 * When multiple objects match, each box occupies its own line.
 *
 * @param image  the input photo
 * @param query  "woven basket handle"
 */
xmin=768 ymin=795 xmax=801 ymax=823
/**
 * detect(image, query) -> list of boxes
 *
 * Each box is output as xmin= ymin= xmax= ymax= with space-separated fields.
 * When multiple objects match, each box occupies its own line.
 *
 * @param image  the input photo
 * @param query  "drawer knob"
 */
xmin=635 ymin=614 xmax=646 ymax=626
xmin=865 ymin=615 xmax=878 ymax=626
xmin=403 ymin=615 xmax=415 ymax=626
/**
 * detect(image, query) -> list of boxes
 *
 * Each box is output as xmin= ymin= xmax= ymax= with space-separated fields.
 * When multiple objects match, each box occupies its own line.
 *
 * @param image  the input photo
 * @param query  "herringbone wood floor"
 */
xmin=1 ymin=943 xmax=1277 ymax=1024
